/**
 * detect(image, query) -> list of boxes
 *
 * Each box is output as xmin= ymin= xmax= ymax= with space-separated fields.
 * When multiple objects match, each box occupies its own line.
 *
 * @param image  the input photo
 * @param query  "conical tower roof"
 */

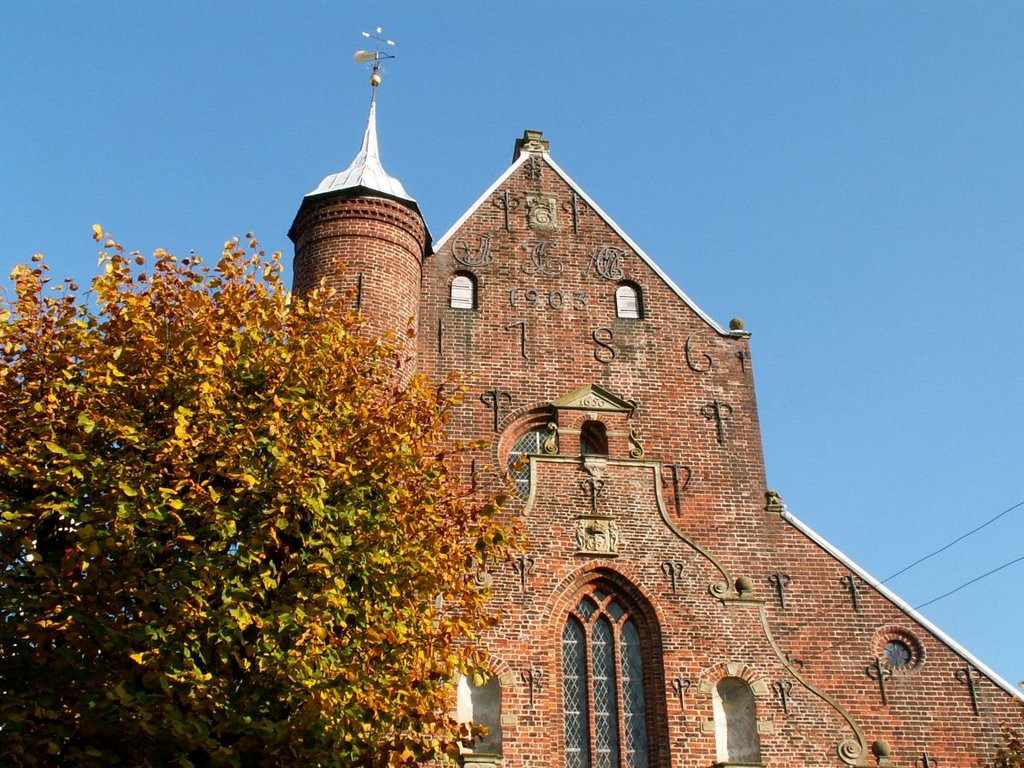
xmin=305 ymin=98 xmax=415 ymax=204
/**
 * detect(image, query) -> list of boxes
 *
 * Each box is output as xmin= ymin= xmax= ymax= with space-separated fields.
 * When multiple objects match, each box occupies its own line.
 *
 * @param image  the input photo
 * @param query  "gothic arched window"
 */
xmin=712 ymin=677 xmax=761 ymax=764
xmin=450 ymin=273 xmax=477 ymax=310
xmin=562 ymin=585 xmax=653 ymax=768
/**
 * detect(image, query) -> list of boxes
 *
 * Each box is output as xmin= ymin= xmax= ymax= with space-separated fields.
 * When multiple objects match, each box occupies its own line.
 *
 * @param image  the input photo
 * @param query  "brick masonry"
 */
xmin=290 ymin=131 xmax=1019 ymax=768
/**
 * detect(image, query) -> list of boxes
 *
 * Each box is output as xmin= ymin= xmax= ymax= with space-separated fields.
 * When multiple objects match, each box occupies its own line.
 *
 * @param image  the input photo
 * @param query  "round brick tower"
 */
xmin=288 ymin=95 xmax=429 ymax=356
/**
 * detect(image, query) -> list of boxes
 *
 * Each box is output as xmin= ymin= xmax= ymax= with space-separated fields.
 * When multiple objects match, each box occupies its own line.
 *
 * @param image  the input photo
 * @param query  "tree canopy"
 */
xmin=0 ymin=231 xmax=510 ymax=767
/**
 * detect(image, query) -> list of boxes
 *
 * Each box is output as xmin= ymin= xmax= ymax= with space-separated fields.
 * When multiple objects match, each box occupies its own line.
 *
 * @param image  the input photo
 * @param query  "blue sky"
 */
xmin=2 ymin=2 xmax=1022 ymax=686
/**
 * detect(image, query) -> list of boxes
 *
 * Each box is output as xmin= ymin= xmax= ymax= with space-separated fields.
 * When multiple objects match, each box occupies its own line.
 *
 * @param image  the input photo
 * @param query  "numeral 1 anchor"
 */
xmin=504 ymin=321 xmax=529 ymax=359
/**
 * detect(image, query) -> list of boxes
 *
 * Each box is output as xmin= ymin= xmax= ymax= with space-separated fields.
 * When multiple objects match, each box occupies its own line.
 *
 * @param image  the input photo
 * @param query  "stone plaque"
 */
xmin=526 ymin=194 xmax=557 ymax=232
xmin=575 ymin=516 xmax=619 ymax=555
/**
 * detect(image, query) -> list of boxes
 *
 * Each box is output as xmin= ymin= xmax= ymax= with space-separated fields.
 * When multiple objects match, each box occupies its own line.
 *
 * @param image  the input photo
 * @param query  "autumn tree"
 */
xmin=0 ymin=231 xmax=510 ymax=767
xmin=995 ymin=698 xmax=1024 ymax=768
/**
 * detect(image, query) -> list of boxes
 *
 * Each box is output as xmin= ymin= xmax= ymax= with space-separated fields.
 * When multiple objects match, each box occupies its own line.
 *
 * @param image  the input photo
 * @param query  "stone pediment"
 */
xmin=551 ymin=384 xmax=635 ymax=415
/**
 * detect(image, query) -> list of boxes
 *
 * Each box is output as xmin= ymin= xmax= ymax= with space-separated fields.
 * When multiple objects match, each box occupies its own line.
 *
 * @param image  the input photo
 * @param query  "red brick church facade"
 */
xmin=289 ymin=102 xmax=1020 ymax=768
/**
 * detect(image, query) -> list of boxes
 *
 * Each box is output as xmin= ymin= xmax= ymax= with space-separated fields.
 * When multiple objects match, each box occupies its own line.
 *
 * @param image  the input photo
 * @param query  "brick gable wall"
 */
xmin=294 ymin=137 xmax=1019 ymax=768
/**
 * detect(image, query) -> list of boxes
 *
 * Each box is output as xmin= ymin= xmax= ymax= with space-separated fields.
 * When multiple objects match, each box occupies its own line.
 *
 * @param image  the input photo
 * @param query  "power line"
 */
xmin=912 ymin=554 xmax=1024 ymax=611
xmin=795 ymin=553 xmax=1024 ymax=667
xmin=771 ymin=496 xmax=1024 ymax=659
xmin=881 ymin=499 xmax=1024 ymax=584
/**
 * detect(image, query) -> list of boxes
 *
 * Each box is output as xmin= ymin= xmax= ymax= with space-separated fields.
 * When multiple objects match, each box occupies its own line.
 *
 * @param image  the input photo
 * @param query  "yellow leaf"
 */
xmin=92 ymin=224 xmax=103 ymax=241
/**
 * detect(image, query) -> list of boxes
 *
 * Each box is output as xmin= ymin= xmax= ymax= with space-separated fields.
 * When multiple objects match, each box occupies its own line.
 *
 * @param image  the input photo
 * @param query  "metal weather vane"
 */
xmin=353 ymin=27 xmax=396 ymax=91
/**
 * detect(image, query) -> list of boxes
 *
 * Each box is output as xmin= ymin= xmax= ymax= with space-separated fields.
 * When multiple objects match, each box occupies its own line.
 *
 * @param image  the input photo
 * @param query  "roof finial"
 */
xmin=353 ymin=27 xmax=395 ymax=97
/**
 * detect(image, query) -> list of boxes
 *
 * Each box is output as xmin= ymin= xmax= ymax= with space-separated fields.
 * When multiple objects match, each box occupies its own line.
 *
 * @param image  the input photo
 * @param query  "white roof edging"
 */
xmin=435 ymin=152 xmax=529 ymax=248
xmin=781 ymin=505 xmax=1023 ymax=700
xmin=434 ymin=149 xmax=729 ymax=336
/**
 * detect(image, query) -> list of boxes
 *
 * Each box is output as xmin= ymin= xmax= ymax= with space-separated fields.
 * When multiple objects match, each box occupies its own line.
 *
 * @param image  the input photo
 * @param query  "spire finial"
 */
xmin=353 ymin=27 xmax=395 ymax=94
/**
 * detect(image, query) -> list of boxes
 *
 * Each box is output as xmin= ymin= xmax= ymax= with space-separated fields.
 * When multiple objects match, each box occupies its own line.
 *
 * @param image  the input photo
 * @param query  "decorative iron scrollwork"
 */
xmin=511 ymin=554 xmax=537 ymax=592
xmin=582 ymin=244 xmax=626 ymax=280
xmin=451 ymin=231 xmax=495 ymax=267
xmin=841 ymin=573 xmax=861 ymax=612
xmin=479 ymin=389 xmax=513 ymax=432
xmin=520 ymin=239 xmax=563 ymax=276
xmin=774 ymin=679 xmax=794 ymax=713
xmin=520 ymin=667 xmax=543 ymax=708
xmin=701 ymin=400 xmax=734 ymax=444
xmin=866 ymin=658 xmax=894 ymax=705
xmin=736 ymin=349 xmax=750 ymax=373
xmin=955 ymin=663 xmax=982 ymax=716
xmin=504 ymin=321 xmax=529 ymax=359
xmin=664 ymin=464 xmax=692 ymax=515
xmin=562 ymin=192 xmax=588 ymax=234
xmin=491 ymin=190 xmax=521 ymax=232
xmin=661 ymin=561 xmax=685 ymax=594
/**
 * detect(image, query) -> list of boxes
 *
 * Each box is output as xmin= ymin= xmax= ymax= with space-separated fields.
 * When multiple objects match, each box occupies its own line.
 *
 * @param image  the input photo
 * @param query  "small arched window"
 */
xmin=456 ymin=673 xmax=502 ymax=756
xmin=713 ymin=677 xmax=761 ymax=764
xmin=450 ymin=273 xmax=476 ymax=310
xmin=615 ymin=283 xmax=642 ymax=319
xmin=580 ymin=420 xmax=608 ymax=455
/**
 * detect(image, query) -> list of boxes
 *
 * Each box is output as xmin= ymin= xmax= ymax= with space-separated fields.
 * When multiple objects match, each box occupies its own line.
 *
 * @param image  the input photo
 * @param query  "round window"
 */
xmin=883 ymin=640 xmax=912 ymax=668
xmin=874 ymin=627 xmax=923 ymax=673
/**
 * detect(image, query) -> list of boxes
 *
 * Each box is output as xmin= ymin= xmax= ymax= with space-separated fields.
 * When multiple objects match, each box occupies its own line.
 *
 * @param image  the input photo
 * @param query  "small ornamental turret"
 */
xmin=288 ymin=29 xmax=428 ymax=361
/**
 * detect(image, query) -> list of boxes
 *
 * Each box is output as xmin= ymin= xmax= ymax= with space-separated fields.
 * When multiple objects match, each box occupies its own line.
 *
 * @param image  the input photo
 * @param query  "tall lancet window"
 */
xmin=562 ymin=585 xmax=651 ymax=768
